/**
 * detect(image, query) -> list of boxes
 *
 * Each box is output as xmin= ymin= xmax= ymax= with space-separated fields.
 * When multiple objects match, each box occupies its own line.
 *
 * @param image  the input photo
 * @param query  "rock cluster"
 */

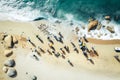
xmin=87 ymin=16 xmax=116 ymax=34
xmin=1 ymin=34 xmax=19 ymax=78
xmin=3 ymin=58 xmax=17 ymax=78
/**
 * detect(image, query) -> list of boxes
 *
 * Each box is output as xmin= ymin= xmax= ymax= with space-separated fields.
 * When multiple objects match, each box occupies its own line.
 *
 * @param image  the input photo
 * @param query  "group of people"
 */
xmin=78 ymin=38 xmax=99 ymax=64
xmin=27 ymin=30 xmax=99 ymax=66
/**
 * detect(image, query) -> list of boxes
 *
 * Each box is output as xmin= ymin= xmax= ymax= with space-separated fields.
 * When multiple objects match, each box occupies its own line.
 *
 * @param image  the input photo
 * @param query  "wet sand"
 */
xmin=87 ymin=38 xmax=120 ymax=44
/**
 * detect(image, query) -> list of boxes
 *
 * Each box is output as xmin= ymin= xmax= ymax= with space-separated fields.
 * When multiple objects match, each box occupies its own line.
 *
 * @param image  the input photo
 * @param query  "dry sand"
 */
xmin=0 ymin=20 xmax=120 ymax=80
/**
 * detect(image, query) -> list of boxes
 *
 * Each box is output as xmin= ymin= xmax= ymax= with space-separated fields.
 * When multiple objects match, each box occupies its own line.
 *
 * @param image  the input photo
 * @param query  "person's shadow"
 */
xmin=114 ymin=55 xmax=120 ymax=63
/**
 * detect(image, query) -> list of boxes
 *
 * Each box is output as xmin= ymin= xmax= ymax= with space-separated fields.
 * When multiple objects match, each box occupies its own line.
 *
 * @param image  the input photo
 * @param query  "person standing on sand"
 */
xmin=61 ymin=54 xmax=65 ymax=59
xmin=83 ymin=51 xmax=88 ymax=59
xmin=58 ymin=37 xmax=63 ymax=43
xmin=34 ymin=49 xmax=41 ymax=56
xmin=64 ymin=46 xmax=70 ymax=53
xmin=36 ymin=35 xmax=44 ymax=43
xmin=83 ymin=34 xmax=88 ymax=42
xmin=48 ymin=43 xmax=55 ymax=51
xmin=68 ymin=59 xmax=74 ymax=67
xmin=60 ymin=48 xmax=66 ymax=55
xmin=79 ymin=40 xmax=85 ymax=51
xmin=38 ymin=46 xmax=45 ymax=53
xmin=53 ymin=35 xmax=59 ymax=41
xmin=47 ymin=49 xmax=52 ymax=55
xmin=58 ymin=32 xmax=64 ymax=38
xmin=91 ymin=46 xmax=99 ymax=56
xmin=27 ymin=37 xmax=36 ymax=47
xmin=78 ymin=39 xmax=89 ymax=52
xmin=73 ymin=46 xmax=79 ymax=53
xmin=47 ymin=36 xmax=54 ymax=44
xmin=88 ymin=58 xmax=94 ymax=64
xmin=71 ymin=41 xmax=76 ymax=47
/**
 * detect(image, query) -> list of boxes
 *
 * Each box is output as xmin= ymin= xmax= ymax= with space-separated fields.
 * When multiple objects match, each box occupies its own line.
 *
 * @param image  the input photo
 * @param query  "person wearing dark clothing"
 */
xmin=58 ymin=32 xmax=64 ymax=38
xmin=64 ymin=46 xmax=70 ymax=53
xmin=27 ymin=37 xmax=36 ymax=47
xmin=53 ymin=35 xmax=59 ymax=41
xmin=83 ymin=51 xmax=88 ymax=59
xmin=36 ymin=35 xmax=44 ymax=43
xmin=68 ymin=60 xmax=74 ymax=67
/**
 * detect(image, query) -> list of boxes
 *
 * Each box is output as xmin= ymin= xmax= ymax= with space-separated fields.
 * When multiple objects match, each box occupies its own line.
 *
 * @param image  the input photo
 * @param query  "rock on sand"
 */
xmin=4 ymin=49 xmax=13 ymax=57
xmin=2 ymin=66 xmax=8 ymax=73
xmin=4 ymin=35 xmax=13 ymax=48
xmin=88 ymin=20 xmax=98 ymax=32
xmin=4 ymin=59 xmax=15 ymax=67
xmin=13 ymin=36 xmax=18 ymax=44
xmin=7 ymin=68 xmax=17 ymax=77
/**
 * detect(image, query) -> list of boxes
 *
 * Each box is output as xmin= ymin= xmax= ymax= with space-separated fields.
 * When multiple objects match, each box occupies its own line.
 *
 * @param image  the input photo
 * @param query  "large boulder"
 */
xmin=2 ymin=66 xmax=8 ymax=73
xmin=4 ymin=35 xmax=14 ymax=48
xmin=7 ymin=68 xmax=17 ymax=77
xmin=88 ymin=20 xmax=98 ymax=32
xmin=4 ymin=59 xmax=15 ymax=67
xmin=106 ymin=26 xmax=115 ymax=33
xmin=4 ymin=49 xmax=13 ymax=57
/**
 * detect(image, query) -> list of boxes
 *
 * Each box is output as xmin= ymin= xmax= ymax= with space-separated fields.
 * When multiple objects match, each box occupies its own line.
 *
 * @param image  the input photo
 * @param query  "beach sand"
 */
xmin=0 ymin=20 xmax=120 ymax=80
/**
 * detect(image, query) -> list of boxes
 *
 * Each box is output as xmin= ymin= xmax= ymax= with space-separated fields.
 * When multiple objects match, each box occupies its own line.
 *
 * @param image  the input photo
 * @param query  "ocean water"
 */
xmin=0 ymin=0 xmax=120 ymax=22
xmin=0 ymin=0 xmax=120 ymax=39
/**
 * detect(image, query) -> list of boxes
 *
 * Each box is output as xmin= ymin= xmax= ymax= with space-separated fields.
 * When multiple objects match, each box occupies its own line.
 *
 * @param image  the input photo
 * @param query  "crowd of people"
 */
xmin=27 ymin=29 xmax=99 ymax=67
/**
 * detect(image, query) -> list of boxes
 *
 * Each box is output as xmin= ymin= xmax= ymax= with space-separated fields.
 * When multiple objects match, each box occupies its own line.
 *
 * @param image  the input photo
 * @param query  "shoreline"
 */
xmin=0 ymin=20 xmax=120 ymax=42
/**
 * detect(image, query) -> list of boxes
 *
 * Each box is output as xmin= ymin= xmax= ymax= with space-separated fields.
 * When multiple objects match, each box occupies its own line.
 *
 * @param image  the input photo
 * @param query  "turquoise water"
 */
xmin=55 ymin=0 xmax=120 ymax=21
xmin=0 ymin=0 xmax=120 ymax=21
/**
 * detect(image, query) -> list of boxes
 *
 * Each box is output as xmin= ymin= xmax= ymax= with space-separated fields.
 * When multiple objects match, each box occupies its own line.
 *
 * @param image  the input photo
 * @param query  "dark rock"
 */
xmin=7 ymin=68 xmax=17 ymax=77
xmin=4 ymin=59 xmax=15 ymax=67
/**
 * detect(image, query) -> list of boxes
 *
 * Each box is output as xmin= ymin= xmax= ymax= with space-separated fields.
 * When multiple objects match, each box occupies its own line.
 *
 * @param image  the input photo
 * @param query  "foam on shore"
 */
xmin=50 ymin=19 xmax=120 ymax=40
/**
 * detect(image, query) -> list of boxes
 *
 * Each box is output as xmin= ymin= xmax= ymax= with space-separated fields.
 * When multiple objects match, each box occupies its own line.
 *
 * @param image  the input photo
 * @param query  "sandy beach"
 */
xmin=0 ymin=20 xmax=120 ymax=80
